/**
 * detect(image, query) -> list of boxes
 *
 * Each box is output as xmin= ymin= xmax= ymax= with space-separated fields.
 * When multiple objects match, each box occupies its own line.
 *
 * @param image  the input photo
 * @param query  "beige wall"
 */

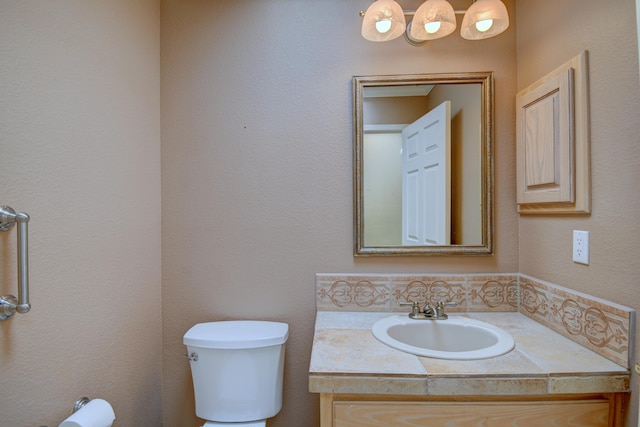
xmin=516 ymin=0 xmax=640 ymax=425
xmin=0 ymin=1 xmax=162 ymax=426
xmin=161 ymin=0 xmax=517 ymax=426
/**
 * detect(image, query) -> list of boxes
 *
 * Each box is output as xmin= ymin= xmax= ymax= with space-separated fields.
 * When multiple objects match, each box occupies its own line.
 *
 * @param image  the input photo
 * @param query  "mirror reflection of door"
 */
xmin=402 ymin=101 xmax=451 ymax=246
xmin=362 ymin=83 xmax=482 ymax=247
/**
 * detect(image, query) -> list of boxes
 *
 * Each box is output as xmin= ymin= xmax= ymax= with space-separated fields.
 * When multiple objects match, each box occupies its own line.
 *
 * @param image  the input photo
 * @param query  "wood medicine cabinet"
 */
xmin=516 ymin=51 xmax=590 ymax=214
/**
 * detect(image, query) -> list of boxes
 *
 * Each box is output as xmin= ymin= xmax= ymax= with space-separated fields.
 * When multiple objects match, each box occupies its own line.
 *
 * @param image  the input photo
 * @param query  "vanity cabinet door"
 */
xmin=332 ymin=400 xmax=611 ymax=427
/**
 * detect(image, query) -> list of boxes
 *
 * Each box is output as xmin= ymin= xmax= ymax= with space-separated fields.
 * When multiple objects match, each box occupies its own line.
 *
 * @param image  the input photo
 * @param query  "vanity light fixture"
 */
xmin=360 ymin=0 xmax=509 ymax=45
xmin=361 ymin=0 xmax=407 ymax=42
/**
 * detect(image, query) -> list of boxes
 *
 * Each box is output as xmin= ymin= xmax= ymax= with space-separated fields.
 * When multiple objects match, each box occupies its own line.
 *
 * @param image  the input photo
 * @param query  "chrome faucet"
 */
xmin=399 ymin=300 xmax=457 ymax=320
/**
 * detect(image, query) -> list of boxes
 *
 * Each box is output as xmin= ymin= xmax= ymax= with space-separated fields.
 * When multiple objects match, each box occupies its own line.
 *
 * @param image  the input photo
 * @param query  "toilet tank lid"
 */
xmin=183 ymin=320 xmax=289 ymax=349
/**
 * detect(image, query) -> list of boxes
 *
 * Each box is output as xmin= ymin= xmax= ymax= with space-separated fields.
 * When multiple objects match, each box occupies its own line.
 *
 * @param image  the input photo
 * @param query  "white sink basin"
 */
xmin=371 ymin=315 xmax=515 ymax=360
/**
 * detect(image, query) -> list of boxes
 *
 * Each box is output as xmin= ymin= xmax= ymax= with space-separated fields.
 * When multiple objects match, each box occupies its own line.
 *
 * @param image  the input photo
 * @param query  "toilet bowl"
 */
xmin=202 ymin=421 xmax=265 ymax=427
xmin=184 ymin=320 xmax=289 ymax=426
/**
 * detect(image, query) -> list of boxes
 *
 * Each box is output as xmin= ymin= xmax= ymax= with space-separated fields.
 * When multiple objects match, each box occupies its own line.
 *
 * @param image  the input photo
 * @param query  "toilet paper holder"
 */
xmin=36 ymin=397 xmax=95 ymax=427
xmin=73 ymin=397 xmax=92 ymax=413
xmin=57 ymin=396 xmax=116 ymax=427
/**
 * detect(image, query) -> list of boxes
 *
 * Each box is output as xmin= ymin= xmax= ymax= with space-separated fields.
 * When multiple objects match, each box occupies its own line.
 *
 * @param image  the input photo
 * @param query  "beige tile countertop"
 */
xmin=308 ymin=311 xmax=630 ymax=396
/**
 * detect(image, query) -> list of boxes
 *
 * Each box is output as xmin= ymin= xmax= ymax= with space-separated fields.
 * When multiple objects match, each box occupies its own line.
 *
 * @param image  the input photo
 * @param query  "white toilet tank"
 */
xmin=183 ymin=320 xmax=288 ymax=423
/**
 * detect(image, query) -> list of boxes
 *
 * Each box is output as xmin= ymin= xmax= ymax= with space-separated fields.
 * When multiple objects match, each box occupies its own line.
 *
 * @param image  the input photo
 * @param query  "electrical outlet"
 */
xmin=573 ymin=230 xmax=590 ymax=265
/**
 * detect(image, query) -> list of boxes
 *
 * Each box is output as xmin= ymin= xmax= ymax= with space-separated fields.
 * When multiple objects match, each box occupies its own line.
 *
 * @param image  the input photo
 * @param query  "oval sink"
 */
xmin=372 ymin=315 xmax=515 ymax=360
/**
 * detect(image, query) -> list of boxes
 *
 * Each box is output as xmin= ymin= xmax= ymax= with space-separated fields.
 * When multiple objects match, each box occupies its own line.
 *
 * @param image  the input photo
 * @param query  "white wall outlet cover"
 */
xmin=573 ymin=230 xmax=590 ymax=265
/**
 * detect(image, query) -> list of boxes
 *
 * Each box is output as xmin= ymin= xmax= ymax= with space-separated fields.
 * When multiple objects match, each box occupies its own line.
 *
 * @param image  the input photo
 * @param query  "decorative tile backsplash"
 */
xmin=315 ymin=273 xmax=635 ymax=369
xmin=519 ymin=274 xmax=634 ymax=368
xmin=316 ymin=275 xmax=391 ymax=311
xmin=316 ymin=274 xmax=518 ymax=313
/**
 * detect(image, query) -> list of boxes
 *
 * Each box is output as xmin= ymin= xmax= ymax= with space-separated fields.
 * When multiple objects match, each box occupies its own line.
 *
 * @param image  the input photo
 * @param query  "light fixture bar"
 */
xmin=359 ymin=0 xmax=509 ymax=45
xmin=359 ymin=9 xmax=468 ymax=17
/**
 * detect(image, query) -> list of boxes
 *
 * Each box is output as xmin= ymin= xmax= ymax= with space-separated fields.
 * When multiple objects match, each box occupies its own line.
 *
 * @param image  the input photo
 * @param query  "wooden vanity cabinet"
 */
xmin=320 ymin=393 xmax=626 ymax=427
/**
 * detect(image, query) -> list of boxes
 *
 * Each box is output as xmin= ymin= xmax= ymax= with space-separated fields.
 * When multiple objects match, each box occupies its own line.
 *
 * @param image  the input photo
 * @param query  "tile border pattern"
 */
xmin=315 ymin=273 xmax=634 ymax=369
xmin=518 ymin=274 xmax=634 ymax=368
xmin=316 ymin=274 xmax=518 ymax=313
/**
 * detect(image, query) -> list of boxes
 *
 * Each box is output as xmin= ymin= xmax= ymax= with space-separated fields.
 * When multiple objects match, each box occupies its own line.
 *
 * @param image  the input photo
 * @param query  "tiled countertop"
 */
xmin=309 ymin=311 xmax=630 ymax=396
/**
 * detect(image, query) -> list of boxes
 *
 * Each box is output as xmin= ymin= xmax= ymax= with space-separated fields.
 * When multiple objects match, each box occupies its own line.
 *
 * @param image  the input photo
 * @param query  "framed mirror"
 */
xmin=353 ymin=72 xmax=494 ymax=256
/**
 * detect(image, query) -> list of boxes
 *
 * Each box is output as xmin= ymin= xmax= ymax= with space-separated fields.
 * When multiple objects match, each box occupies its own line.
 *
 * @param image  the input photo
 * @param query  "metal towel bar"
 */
xmin=0 ymin=205 xmax=31 ymax=320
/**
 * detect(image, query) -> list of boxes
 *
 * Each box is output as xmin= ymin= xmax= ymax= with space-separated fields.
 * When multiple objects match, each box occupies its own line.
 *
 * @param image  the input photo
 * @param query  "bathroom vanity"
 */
xmin=309 ymin=311 xmax=630 ymax=427
xmin=318 ymin=393 xmax=622 ymax=426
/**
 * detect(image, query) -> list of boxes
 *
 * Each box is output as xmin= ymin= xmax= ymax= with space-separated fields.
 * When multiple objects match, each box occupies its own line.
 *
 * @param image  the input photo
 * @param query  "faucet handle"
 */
xmin=436 ymin=301 xmax=457 ymax=308
xmin=398 ymin=301 xmax=421 ymax=307
xmin=398 ymin=300 xmax=422 ymax=317
xmin=434 ymin=301 xmax=457 ymax=319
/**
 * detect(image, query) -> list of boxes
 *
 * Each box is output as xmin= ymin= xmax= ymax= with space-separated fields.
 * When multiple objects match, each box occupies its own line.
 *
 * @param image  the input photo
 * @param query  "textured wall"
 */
xmin=0 ymin=2 xmax=162 ymax=426
xmin=516 ymin=0 xmax=640 ymax=425
xmin=160 ymin=0 xmax=517 ymax=425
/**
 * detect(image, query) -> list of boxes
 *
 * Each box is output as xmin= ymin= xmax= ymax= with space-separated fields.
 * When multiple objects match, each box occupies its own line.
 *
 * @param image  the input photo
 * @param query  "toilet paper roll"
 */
xmin=58 ymin=399 xmax=115 ymax=427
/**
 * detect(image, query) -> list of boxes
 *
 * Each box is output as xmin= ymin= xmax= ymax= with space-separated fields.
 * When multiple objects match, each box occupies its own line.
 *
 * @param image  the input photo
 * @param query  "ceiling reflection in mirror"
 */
xmin=354 ymin=73 xmax=493 ymax=256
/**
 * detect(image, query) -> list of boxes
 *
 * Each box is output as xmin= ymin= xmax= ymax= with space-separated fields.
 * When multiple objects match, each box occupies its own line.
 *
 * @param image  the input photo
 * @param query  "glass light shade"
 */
xmin=460 ymin=0 xmax=509 ymax=40
xmin=410 ymin=0 xmax=456 ymax=41
xmin=361 ymin=0 xmax=407 ymax=42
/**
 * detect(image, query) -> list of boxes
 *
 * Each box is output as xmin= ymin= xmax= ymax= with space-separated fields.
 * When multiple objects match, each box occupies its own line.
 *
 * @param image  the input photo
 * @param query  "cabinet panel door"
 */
xmin=334 ymin=400 xmax=609 ymax=427
xmin=515 ymin=50 xmax=590 ymax=214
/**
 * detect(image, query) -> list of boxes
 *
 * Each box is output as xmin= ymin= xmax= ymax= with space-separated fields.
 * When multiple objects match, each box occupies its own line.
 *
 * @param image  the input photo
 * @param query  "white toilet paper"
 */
xmin=58 ymin=399 xmax=115 ymax=427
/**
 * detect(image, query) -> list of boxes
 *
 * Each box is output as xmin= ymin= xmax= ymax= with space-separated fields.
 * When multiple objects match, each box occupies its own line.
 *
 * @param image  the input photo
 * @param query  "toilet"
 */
xmin=183 ymin=320 xmax=289 ymax=427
